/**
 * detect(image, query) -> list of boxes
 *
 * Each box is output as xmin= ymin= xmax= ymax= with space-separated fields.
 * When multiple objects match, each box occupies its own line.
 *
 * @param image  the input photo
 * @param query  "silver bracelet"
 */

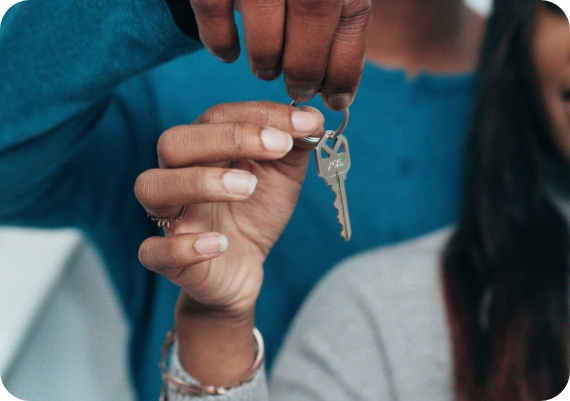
xmin=159 ymin=328 xmax=264 ymax=399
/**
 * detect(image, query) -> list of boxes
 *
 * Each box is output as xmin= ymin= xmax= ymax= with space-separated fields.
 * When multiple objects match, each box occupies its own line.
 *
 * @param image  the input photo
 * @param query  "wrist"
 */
xmin=174 ymin=292 xmax=257 ymax=387
xmin=176 ymin=285 xmax=258 ymax=324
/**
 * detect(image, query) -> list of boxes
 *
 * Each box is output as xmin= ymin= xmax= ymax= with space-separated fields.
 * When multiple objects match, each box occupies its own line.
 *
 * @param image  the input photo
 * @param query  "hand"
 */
xmin=135 ymin=101 xmax=324 ymax=320
xmin=135 ymin=102 xmax=323 ymax=386
xmin=190 ymin=0 xmax=372 ymax=110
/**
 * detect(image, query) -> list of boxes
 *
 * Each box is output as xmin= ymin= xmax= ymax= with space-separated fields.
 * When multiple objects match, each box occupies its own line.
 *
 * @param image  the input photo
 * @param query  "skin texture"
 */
xmin=135 ymin=102 xmax=324 ymax=385
xmin=189 ymin=0 xmax=372 ymax=110
xmin=532 ymin=1 xmax=570 ymax=160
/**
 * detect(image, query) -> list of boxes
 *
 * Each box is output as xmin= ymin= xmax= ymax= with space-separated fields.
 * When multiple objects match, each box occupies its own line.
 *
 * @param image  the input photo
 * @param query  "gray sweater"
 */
xmin=168 ymin=228 xmax=453 ymax=400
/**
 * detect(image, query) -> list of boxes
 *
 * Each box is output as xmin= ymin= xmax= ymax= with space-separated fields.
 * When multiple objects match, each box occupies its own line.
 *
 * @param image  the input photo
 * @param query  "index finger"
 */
xmin=190 ymin=0 xmax=241 ymax=62
xmin=195 ymin=101 xmax=324 ymax=137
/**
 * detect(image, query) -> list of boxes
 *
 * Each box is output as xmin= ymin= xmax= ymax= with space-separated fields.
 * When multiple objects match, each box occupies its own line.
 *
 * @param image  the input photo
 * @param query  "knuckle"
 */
xmin=251 ymin=101 xmax=273 ymax=124
xmin=342 ymin=0 xmax=372 ymax=16
xmin=339 ymin=0 xmax=371 ymax=31
xmin=185 ymin=170 xmax=210 ymax=200
xmin=221 ymin=121 xmax=249 ymax=152
xmin=165 ymin=236 xmax=192 ymax=267
xmin=201 ymin=103 xmax=226 ymax=124
xmin=198 ymin=103 xmax=233 ymax=124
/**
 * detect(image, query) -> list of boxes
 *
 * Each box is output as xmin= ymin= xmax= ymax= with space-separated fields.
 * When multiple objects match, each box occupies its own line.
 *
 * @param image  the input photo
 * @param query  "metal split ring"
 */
xmin=290 ymin=97 xmax=349 ymax=144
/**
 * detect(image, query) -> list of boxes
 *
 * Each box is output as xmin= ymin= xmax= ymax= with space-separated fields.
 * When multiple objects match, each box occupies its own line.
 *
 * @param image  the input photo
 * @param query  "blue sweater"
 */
xmin=0 ymin=1 xmax=475 ymax=399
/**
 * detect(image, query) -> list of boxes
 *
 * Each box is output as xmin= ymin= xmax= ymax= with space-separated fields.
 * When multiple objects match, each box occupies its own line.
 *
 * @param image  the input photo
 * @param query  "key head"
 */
xmin=315 ymin=132 xmax=351 ymax=180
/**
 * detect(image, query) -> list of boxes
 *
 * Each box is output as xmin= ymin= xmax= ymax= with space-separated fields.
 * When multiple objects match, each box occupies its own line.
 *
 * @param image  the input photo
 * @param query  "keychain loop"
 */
xmin=290 ymin=96 xmax=349 ymax=144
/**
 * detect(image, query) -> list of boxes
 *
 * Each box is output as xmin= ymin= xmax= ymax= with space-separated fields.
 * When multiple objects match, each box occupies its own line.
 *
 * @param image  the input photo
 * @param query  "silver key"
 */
xmin=315 ymin=131 xmax=352 ymax=240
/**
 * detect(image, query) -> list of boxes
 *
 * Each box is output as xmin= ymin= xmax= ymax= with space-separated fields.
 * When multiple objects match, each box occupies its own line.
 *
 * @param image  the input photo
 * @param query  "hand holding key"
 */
xmin=135 ymin=101 xmax=324 ymax=386
xmin=294 ymin=99 xmax=352 ymax=240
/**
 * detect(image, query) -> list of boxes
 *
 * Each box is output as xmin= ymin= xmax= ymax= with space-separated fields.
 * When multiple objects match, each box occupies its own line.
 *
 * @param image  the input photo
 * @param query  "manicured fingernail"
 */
xmin=261 ymin=129 xmax=293 ymax=153
xmin=223 ymin=171 xmax=257 ymax=196
xmin=194 ymin=234 xmax=228 ymax=255
xmin=326 ymin=93 xmax=353 ymax=111
xmin=292 ymin=110 xmax=319 ymax=133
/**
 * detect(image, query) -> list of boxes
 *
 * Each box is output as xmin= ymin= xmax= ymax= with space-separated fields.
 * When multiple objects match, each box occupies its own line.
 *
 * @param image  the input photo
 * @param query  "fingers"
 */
xmin=158 ymin=122 xmax=294 ymax=168
xmin=158 ymin=102 xmax=324 ymax=168
xmin=190 ymin=0 xmax=240 ymax=62
xmin=282 ymin=0 xmax=372 ymax=110
xmin=139 ymin=233 xmax=227 ymax=279
xmin=239 ymin=0 xmax=286 ymax=80
xmin=282 ymin=0 xmax=343 ymax=102
xmin=321 ymin=0 xmax=372 ymax=110
xmin=135 ymin=167 xmax=257 ymax=219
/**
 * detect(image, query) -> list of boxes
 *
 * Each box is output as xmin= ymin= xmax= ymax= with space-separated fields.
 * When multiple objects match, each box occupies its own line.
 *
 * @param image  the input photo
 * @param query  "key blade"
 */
xmin=327 ymin=173 xmax=351 ymax=241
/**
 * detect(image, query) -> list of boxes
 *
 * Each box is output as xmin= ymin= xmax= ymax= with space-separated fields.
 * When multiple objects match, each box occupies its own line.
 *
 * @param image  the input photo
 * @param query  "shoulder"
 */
xmin=270 ymin=228 xmax=454 ymax=400
xmin=320 ymin=227 xmax=452 ymax=303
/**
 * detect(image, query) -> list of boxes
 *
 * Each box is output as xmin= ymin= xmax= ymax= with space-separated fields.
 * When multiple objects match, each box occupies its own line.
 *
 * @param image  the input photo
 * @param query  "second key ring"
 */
xmin=290 ymin=98 xmax=350 ymax=144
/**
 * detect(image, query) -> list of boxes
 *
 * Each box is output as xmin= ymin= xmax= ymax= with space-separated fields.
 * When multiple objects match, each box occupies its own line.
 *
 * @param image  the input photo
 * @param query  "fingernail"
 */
xmin=194 ymin=234 xmax=228 ymax=255
xmin=288 ymin=88 xmax=317 ymax=102
xmin=261 ymin=129 xmax=293 ymax=153
xmin=253 ymin=68 xmax=281 ymax=81
xmin=292 ymin=110 xmax=319 ymax=133
xmin=326 ymin=93 xmax=353 ymax=111
xmin=223 ymin=171 xmax=257 ymax=196
xmin=214 ymin=45 xmax=241 ymax=64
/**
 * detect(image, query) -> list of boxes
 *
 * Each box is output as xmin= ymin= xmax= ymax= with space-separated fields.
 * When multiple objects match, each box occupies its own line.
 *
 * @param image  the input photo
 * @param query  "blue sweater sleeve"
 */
xmin=0 ymin=0 xmax=202 ymax=226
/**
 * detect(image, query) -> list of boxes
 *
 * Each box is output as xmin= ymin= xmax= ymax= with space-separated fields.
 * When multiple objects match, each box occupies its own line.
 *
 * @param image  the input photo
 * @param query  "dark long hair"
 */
xmin=442 ymin=1 xmax=570 ymax=400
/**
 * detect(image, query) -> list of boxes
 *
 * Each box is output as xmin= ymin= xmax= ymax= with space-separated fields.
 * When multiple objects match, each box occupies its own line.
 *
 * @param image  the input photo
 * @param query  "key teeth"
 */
xmin=332 ymin=189 xmax=351 ymax=240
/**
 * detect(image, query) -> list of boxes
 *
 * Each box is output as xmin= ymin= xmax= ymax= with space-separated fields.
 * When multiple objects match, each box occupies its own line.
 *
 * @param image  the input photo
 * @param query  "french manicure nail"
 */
xmin=292 ymin=110 xmax=319 ymax=133
xmin=261 ymin=129 xmax=293 ymax=153
xmin=194 ymin=234 xmax=228 ymax=255
xmin=223 ymin=171 xmax=257 ymax=196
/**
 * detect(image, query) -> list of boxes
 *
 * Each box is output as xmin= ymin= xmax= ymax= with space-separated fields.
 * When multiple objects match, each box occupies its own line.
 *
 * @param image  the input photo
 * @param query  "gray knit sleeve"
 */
xmin=268 ymin=261 xmax=394 ymax=401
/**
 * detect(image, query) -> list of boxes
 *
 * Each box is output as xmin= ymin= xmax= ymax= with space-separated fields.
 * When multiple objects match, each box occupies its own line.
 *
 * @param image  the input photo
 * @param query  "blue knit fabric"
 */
xmin=1 ymin=2 xmax=474 ymax=400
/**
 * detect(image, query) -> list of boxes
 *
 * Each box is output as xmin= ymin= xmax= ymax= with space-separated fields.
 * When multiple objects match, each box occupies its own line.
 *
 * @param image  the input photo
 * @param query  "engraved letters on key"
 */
xmin=315 ymin=132 xmax=352 ymax=241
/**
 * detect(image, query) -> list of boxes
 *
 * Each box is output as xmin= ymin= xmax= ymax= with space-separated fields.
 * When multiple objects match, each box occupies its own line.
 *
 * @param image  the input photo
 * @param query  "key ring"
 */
xmin=290 ymin=97 xmax=349 ymax=144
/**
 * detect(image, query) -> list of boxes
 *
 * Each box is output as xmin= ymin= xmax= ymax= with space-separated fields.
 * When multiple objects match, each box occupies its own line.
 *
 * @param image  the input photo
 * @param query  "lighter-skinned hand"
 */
xmin=135 ymin=101 xmax=324 ymax=320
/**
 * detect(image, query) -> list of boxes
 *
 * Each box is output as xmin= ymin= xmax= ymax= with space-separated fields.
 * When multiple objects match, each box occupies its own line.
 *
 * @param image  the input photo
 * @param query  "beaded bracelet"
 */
xmin=159 ymin=328 xmax=264 ymax=399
